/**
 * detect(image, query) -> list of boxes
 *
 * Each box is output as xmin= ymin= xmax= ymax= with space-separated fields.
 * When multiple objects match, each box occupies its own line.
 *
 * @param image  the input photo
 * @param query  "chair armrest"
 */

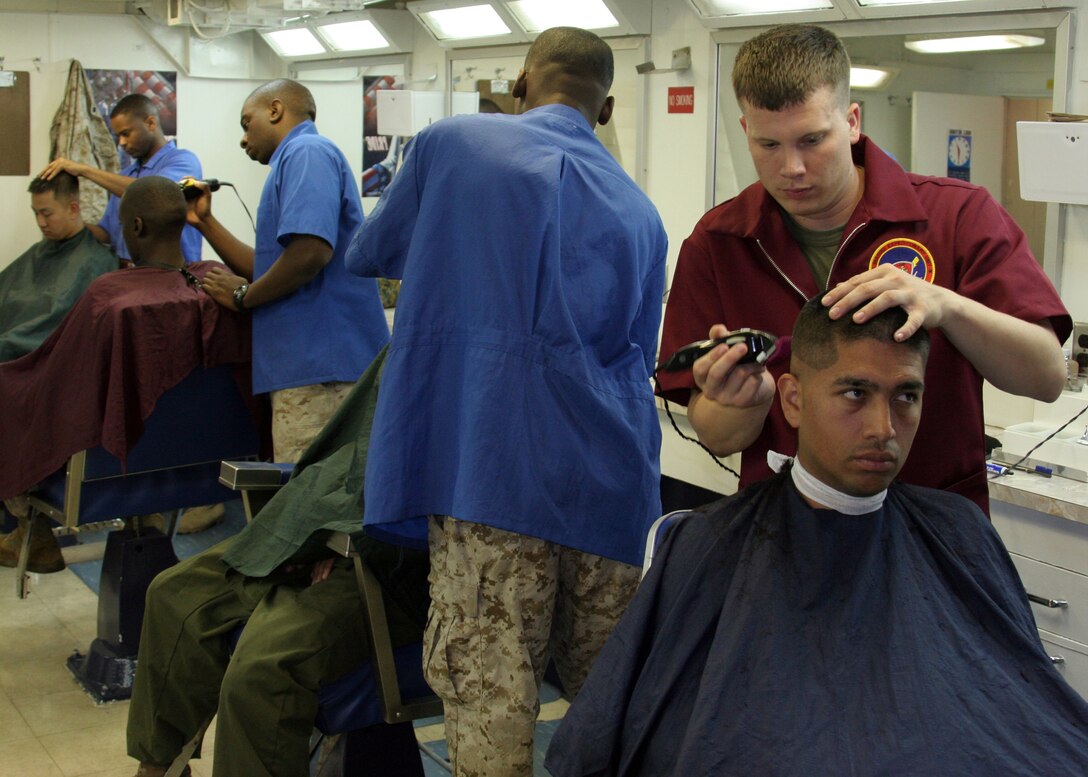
xmin=325 ymin=530 xmax=358 ymax=559
xmin=218 ymin=461 xmax=294 ymax=490
xmin=218 ymin=461 xmax=294 ymax=523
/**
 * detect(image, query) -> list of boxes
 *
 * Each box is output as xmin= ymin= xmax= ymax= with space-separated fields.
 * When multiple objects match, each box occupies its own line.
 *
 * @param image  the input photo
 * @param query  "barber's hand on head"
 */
xmin=693 ymin=323 xmax=776 ymax=409
xmin=310 ymin=558 xmax=336 ymax=586
xmin=822 ymin=265 xmax=954 ymax=341
xmin=200 ymin=265 xmax=245 ymax=308
xmin=39 ymin=157 xmax=89 ymax=180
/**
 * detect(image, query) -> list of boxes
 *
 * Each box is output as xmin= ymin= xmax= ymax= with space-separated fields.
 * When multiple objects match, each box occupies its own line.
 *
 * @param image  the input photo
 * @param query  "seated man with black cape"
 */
xmin=0 ymin=172 xmax=117 ymax=361
xmin=546 ymin=297 xmax=1088 ymax=776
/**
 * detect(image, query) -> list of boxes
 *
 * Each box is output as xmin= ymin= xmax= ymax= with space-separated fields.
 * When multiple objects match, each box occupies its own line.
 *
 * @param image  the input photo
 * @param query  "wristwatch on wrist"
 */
xmin=232 ymin=283 xmax=250 ymax=311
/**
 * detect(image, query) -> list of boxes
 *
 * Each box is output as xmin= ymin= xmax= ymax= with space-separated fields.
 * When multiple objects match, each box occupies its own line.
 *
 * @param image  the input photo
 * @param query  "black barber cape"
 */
xmin=546 ymin=472 xmax=1088 ymax=777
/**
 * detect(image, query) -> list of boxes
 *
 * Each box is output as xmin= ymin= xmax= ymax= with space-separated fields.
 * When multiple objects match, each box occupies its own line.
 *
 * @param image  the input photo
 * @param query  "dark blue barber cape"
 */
xmin=546 ymin=472 xmax=1088 ymax=777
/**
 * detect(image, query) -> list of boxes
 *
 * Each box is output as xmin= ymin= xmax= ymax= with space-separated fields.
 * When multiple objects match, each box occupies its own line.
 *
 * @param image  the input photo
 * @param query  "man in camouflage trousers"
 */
xmin=186 ymin=78 xmax=389 ymax=462
xmin=345 ymin=26 xmax=668 ymax=777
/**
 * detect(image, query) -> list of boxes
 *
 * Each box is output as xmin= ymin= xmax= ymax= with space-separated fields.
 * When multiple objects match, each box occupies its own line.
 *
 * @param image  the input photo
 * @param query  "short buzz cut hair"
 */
xmin=28 ymin=172 xmax=80 ymax=203
xmin=732 ymin=24 xmax=851 ymax=112
xmin=120 ymin=175 xmax=188 ymax=240
xmin=248 ymin=78 xmax=317 ymax=121
xmin=791 ymin=295 xmax=930 ymax=372
xmin=526 ymin=26 xmax=614 ymax=94
xmin=110 ymin=93 xmax=158 ymax=120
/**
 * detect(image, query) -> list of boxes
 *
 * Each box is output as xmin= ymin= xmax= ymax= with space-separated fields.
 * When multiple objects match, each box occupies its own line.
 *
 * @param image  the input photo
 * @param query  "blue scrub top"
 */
xmin=99 ymin=141 xmax=204 ymax=262
xmin=347 ymin=105 xmax=667 ymax=565
xmin=251 ymin=120 xmax=389 ymax=394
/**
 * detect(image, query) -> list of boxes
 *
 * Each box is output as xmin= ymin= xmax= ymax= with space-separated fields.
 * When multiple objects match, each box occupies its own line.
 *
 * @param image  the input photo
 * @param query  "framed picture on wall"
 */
xmin=362 ymin=74 xmax=401 ymax=198
xmin=85 ymin=69 xmax=178 ymax=169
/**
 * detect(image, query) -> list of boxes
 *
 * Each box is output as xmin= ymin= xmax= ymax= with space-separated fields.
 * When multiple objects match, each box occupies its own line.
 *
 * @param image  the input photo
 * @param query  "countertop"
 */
xmin=988 ymin=470 xmax=1088 ymax=527
xmin=988 ymin=423 xmax=1088 ymax=527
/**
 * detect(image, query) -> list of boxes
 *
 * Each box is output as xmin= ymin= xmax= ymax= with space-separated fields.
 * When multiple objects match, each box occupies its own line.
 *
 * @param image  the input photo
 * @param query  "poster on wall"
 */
xmin=85 ymin=69 xmax=178 ymax=169
xmin=362 ymin=75 xmax=401 ymax=198
xmin=362 ymin=75 xmax=403 ymax=308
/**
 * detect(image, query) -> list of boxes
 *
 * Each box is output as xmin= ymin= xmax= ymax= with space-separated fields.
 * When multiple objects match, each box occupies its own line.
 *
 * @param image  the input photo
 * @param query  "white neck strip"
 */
xmin=789 ymin=457 xmax=887 ymax=515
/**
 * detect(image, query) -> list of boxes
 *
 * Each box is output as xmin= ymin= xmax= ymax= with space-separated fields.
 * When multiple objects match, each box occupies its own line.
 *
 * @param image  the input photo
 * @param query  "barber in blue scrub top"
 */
xmin=41 ymin=93 xmax=205 ymax=264
xmin=186 ymin=78 xmax=389 ymax=462
xmin=346 ymin=27 xmax=668 ymax=777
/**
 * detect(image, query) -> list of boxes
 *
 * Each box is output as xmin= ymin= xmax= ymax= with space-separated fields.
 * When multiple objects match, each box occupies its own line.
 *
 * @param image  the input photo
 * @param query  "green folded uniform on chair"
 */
xmin=223 ymin=346 xmax=430 ymax=631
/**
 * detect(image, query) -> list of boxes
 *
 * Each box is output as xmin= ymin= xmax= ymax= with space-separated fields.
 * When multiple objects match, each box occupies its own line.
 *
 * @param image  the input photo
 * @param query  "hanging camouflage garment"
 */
xmin=49 ymin=60 xmax=119 ymax=224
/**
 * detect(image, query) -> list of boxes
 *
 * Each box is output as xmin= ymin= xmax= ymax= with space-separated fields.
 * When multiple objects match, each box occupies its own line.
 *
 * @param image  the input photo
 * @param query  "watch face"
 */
xmin=949 ymin=136 xmax=971 ymax=166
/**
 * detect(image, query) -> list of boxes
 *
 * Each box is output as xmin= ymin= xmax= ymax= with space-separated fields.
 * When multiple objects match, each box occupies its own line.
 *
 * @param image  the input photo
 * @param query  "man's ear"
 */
xmin=596 ymin=95 xmax=615 ymax=127
xmin=511 ymin=68 xmax=527 ymax=100
xmin=268 ymin=97 xmax=285 ymax=124
xmin=846 ymin=102 xmax=862 ymax=146
xmin=778 ymin=372 xmax=802 ymax=430
xmin=131 ymin=215 xmax=145 ymax=238
xmin=145 ymin=113 xmax=158 ymax=134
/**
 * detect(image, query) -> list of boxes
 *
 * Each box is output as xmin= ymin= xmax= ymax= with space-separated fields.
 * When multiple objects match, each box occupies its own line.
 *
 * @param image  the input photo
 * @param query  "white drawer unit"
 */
xmin=1006 ymin=553 xmax=1088 ymax=647
xmin=1039 ymin=630 xmax=1088 ymax=697
xmin=991 ymin=495 xmax=1088 ymax=698
xmin=990 ymin=499 xmax=1088 ymax=574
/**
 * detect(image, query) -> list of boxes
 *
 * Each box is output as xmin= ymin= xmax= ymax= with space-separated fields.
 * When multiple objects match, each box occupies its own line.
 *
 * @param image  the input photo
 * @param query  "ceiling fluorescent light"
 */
xmin=505 ymin=0 xmax=619 ymax=34
xmin=418 ymin=4 xmax=511 ymax=40
xmin=905 ymin=34 xmax=1045 ymax=54
xmin=262 ymin=28 xmax=326 ymax=57
xmin=689 ymin=0 xmax=833 ymax=14
xmin=850 ymin=66 xmax=894 ymax=89
xmin=857 ymin=0 xmax=961 ymax=5
xmin=316 ymin=19 xmax=389 ymax=51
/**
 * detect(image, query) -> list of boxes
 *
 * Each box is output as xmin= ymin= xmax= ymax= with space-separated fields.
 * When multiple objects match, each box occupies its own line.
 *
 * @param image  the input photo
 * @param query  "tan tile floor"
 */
xmin=0 ymin=564 xmax=218 ymax=777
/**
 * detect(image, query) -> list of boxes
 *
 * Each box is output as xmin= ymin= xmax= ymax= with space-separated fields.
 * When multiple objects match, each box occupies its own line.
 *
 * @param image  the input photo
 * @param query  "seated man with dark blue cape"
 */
xmin=546 ymin=297 xmax=1088 ymax=776
xmin=0 ymin=173 xmax=118 ymax=362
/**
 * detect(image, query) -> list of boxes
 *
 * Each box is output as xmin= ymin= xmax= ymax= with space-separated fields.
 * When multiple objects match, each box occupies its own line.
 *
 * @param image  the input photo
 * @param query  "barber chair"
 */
xmin=220 ymin=461 xmax=446 ymax=776
xmin=18 ymin=365 xmax=262 ymax=702
xmin=641 ymin=510 xmax=694 ymax=579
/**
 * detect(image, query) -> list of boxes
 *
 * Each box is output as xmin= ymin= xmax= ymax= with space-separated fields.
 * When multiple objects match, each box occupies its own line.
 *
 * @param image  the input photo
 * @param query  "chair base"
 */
xmin=66 ymin=528 xmax=180 ymax=703
xmin=98 ymin=527 xmax=179 ymax=653
xmin=66 ymin=638 xmax=138 ymax=703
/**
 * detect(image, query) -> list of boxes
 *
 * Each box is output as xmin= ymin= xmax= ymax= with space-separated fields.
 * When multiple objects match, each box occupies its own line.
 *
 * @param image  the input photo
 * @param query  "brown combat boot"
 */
xmin=0 ymin=516 xmax=65 ymax=573
xmin=176 ymin=503 xmax=225 ymax=535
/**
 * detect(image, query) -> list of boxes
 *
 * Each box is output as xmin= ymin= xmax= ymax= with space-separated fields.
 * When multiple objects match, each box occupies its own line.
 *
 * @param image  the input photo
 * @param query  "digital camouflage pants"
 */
xmin=269 ymin=381 xmax=354 ymax=463
xmin=425 ymin=516 xmax=640 ymax=777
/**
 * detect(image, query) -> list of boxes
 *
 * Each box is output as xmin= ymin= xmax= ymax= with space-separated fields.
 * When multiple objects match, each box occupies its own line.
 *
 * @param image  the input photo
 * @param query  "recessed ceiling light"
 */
xmin=418 ymin=4 xmax=511 ymax=40
xmin=262 ymin=28 xmax=326 ymax=57
xmin=504 ymin=0 xmax=619 ymax=33
xmin=689 ymin=0 xmax=833 ymax=15
xmin=905 ymin=34 xmax=1045 ymax=54
xmin=850 ymin=66 xmax=895 ymax=89
xmin=316 ymin=19 xmax=390 ymax=52
xmin=857 ymin=0 xmax=964 ymax=5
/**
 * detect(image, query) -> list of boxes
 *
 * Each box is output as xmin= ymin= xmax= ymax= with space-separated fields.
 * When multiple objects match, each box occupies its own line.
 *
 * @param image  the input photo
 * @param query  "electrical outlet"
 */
xmin=1072 ymin=321 xmax=1088 ymax=376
